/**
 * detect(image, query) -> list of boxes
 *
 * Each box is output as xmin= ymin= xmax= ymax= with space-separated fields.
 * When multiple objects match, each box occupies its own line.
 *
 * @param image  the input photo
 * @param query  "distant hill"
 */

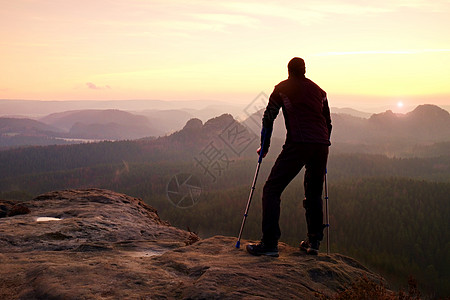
xmin=41 ymin=109 xmax=151 ymax=131
xmin=39 ymin=109 xmax=161 ymax=140
xmin=331 ymin=107 xmax=372 ymax=118
xmin=367 ymin=104 xmax=450 ymax=142
xmin=38 ymin=108 xmax=248 ymax=140
xmin=2 ymin=109 xmax=242 ymax=148
xmin=181 ymin=104 xmax=245 ymax=121
xmin=2 ymin=103 xmax=449 ymax=156
xmin=0 ymin=117 xmax=61 ymax=135
xmin=0 ymin=99 xmax=243 ymax=118
xmin=329 ymin=104 xmax=450 ymax=156
xmin=0 ymin=117 xmax=71 ymax=148
xmin=160 ymin=113 xmax=258 ymax=159
xmin=242 ymin=104 xmax=450 ymax=156
xmin=135 ymin=109 xmax=195 ymax=135
xmin=0 ymin=110 xmax=163 ymax=147
xmin=67 ymin=122 xmax=143 ymax=140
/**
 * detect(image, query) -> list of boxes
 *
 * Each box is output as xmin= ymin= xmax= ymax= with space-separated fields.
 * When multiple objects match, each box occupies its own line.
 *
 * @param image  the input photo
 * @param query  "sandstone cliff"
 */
xmin=0 ymin=189 xmax=385 ymax=299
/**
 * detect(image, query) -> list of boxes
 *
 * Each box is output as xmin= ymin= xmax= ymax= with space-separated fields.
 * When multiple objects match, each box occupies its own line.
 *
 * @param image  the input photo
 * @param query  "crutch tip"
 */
xmin=235 ymin=241 xmax=241 ymax=248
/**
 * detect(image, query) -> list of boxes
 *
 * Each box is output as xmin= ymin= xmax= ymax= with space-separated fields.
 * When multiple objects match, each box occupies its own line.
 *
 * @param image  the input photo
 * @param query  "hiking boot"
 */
xmin=300 ymin=239 xmax=320 ymax=255
xmin=246 ymin=242 xmax=279 ymax=257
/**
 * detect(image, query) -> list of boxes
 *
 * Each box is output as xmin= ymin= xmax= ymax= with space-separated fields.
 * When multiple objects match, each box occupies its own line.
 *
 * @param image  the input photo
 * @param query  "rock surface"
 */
xmin=0 ymin=189 xmax=384 ymax=299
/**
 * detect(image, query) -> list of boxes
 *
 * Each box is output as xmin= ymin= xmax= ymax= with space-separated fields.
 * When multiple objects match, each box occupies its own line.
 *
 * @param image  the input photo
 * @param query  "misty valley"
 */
xmin=0 ymin=101 xmax=449 ymax=297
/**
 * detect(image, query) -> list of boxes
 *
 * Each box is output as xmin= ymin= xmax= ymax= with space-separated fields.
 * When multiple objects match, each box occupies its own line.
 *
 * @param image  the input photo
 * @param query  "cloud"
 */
xmin=220 ymin=1 xmax=393 ymax=25
xmin=314 ymin=49 xmax=450 ymax=56
xmin=86 ymin=82 xmax=99 ymax=89
xmin=192 ymin=13 xmax=259 ymax=28
xmin=220 ymin=0 xmax=450 ymax=27
xmin=86 ymin=82 xmax=111 ymax=90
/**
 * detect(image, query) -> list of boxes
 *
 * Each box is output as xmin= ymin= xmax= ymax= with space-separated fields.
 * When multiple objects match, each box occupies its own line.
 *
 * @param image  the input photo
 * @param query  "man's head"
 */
xmin=288 ymin=57 xmax=306 ymax=77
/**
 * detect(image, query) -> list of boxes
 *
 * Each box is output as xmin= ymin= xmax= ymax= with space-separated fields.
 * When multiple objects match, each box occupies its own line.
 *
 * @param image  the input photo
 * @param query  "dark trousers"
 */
xmin=262 ymin=143 xmax=328 ymax=246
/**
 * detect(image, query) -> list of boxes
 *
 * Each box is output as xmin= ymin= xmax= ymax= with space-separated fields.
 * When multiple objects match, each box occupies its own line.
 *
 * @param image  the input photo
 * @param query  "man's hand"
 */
xmin=257 ymin=147 xmax=268 ymax=158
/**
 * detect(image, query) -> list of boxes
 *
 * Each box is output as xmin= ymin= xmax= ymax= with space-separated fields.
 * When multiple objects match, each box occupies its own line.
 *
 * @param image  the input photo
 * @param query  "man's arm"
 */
xmin=322 ymin=96 xmax=332 ymax=141
xmin=260 ymin=89 xmax=282 ymax=154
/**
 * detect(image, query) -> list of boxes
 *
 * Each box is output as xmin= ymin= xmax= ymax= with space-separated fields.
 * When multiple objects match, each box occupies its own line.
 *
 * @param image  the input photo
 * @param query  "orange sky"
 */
xmin=1 ymin=0 xmax=449 ymax=110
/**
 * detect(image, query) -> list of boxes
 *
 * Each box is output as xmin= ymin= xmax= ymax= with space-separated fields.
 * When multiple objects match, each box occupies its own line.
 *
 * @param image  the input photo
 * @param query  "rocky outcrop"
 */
xmin=0 ymin=189 xmax=193 ymax=253
xmin=0 ymin=189 xmax=386 ymax=299
xmin=0 ymin=200 xmax=30 ymax=218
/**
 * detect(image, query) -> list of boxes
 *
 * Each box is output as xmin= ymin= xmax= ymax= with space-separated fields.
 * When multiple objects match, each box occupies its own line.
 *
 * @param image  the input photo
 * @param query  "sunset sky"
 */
xmin=1 ymin=0 xmax=449 ymax=110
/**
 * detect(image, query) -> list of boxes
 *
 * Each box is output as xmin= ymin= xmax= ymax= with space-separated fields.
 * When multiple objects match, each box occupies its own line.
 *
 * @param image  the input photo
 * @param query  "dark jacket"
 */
xmin=261 ymin=75 xmax=332 ymax=151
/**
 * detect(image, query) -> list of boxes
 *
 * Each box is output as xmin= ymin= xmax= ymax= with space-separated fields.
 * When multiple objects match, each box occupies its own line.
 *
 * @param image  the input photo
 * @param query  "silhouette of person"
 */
xmin=247 ymin=57 xmax=332 ymax=257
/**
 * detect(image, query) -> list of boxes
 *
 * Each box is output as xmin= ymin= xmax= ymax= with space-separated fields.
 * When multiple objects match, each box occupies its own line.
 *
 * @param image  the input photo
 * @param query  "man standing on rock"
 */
xmin=247 ymin=57 xmax=332 ymax=257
